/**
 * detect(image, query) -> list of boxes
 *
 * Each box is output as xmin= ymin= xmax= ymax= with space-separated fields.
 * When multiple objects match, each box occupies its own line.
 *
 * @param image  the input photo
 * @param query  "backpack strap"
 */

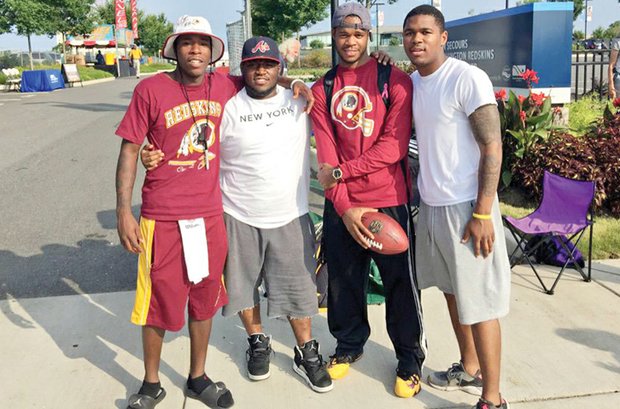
xmin=323 ymin=66 xmax=338 ymax=115
xmin=377 ymin=63 xmax=392 ymax=110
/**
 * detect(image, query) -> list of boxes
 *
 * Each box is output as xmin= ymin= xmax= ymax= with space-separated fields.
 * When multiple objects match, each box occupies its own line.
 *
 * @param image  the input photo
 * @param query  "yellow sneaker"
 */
xmin=394 ymin=373 xmax=421 ymax=398
xmin=326 ymin=352 xmax=362 ymax=380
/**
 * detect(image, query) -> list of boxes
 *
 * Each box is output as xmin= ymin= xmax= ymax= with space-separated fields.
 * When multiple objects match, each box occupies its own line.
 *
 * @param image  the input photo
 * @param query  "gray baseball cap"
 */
xmin=331 ymin=2 xmax=372 ymax=31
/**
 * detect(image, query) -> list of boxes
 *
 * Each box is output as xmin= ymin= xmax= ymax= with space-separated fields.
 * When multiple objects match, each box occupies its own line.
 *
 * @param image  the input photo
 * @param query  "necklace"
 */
xmin=177 ymin=70 xmax=213 ymax=170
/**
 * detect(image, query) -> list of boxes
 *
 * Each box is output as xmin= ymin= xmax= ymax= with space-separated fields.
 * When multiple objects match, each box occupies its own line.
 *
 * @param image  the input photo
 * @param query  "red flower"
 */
xmin=530 ymin=92 xmax=546 ymax=106
xmin=519 ymin=110 xmax=527 ymax=123
xmin=495 ymin=89 xmax=507 ymax=100
xmin=613 ymin=98 xmax=620 ymax=108
xmin=518 ymin=94 xmax=527 ymax=105
xmin=519 ymin=68 xmax=540 ymax=84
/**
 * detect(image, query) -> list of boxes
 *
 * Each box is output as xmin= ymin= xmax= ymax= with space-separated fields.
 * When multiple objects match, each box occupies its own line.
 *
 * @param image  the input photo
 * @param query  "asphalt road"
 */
xmin=0 ymin=78 xmax=145 ymax=300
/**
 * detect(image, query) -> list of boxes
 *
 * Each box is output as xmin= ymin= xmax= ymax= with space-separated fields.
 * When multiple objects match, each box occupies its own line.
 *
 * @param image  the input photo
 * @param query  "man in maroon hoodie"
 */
xmin=310 ymin=2 xmax=426 ymax=399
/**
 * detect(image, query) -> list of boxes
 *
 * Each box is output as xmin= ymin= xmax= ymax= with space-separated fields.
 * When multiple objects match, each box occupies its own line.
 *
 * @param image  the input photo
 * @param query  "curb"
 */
xmin=0 ymin=69 xmax=170 ymax=91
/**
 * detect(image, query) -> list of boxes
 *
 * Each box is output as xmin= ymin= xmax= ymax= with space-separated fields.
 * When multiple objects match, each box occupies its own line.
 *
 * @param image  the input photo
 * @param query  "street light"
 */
xmin=375 ymin=2 xmax=384 ymax=52
xmin=331 ymin=0 xmax=338 ymax=67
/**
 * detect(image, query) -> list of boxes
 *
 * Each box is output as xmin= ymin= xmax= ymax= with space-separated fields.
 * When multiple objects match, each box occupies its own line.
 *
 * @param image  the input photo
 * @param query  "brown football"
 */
xmin=361 ymin=212 xmax=409 ymax=255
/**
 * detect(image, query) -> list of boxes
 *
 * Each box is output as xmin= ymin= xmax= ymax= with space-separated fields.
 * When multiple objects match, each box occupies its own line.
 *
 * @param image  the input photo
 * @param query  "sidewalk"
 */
xmin=1 ymin=260 xmax=619 ymax=408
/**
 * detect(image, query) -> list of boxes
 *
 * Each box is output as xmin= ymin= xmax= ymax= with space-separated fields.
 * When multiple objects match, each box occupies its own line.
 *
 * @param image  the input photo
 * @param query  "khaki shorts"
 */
xmin=221 ymin=213 xmax=318 ymax=319
xmin=415 ymin=197 xmax=511 ymax=325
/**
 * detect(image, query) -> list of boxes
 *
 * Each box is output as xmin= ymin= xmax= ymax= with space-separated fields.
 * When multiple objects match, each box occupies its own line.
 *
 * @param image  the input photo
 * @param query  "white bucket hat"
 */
xmin=161 ymin=15 xmax=225 ymax=63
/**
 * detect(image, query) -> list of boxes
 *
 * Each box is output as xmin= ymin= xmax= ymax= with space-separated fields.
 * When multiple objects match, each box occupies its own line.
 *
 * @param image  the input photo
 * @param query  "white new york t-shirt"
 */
xmin=219 ymin=85 xmax=310 ymax=228
xmin=411 ymin=57 xmax=496 ymax=206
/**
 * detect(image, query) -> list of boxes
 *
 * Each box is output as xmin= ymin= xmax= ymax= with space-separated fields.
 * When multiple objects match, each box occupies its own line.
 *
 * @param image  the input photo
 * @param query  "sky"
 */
xmin=1 ymin=0 xmax=618 ymax=52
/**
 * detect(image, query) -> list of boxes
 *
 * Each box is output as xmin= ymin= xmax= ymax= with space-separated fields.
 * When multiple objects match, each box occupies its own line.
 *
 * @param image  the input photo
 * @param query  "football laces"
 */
xmin=366 ymin=238 xmax=383 ymax=251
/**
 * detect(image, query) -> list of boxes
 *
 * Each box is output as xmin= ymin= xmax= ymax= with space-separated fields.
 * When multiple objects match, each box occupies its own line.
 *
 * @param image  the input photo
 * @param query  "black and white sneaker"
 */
xmin=246 ymin=333 xmax=272 ymax=381
xmin=293 ymin=339 xmax=333 ymax=393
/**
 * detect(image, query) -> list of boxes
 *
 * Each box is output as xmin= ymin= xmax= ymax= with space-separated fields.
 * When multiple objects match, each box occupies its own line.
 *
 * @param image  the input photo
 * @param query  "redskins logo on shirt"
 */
xmin=175 ymin=118 xmax=216 ymax=164
xmin=330 ymin=86 xmax=374 ymax=137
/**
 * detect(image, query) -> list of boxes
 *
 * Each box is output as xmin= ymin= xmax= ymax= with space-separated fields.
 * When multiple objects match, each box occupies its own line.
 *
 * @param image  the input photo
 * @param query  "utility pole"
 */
xmin=245 ymin=0 xmax=252 ymax=38
xmin=331 ymin=0 xmax=338 ymax=67
xmin=584 ymin=0 xmax=589 ymax=39
xmin=506 ymin=0 xmax=509 ymax=8
xmin=375 ymin=2 xmax=384 ymax=52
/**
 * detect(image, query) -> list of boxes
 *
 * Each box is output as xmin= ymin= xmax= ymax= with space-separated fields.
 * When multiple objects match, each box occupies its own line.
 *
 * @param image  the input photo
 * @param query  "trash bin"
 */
xmin=104 ymin=53 xmax=115 ymax=65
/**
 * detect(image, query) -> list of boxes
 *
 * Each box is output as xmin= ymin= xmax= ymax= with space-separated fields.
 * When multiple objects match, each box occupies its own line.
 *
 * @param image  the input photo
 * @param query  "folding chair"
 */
xmin=503 ymin=171 xmax=595 ymax=295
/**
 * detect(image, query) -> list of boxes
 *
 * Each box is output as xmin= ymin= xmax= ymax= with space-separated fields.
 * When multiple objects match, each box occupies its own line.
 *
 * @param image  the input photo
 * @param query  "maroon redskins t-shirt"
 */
xmin=116 ymin=72 xmax=242 ymax=221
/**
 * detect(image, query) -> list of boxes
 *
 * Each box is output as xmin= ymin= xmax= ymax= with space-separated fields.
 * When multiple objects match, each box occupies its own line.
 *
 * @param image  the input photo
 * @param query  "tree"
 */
xmin=94 ymin=0 xmax=173 ymax=54
xmin=604 ymin=20 xmax=620 ymax=40
xmin=0 ymin=0 xmax=57 ymax=70
xmin=139 ymin=14 xmax=173 ymax=55
xmin=573 ymin=29 xmax=585 ymax=40
xmin=48 ymin=0 xmax=96 ymax=64
xmin=0 ymin=0 xmax=95 ymax=68
xmin=94 ymin=0 xmax=143 ymax=27
xmin=388 ymin=36 xmax=400 ymax=46
xmin=591 ymin=26 xmax=606 ymax=39
xmin=252 ymin=0 xmax=330 ymax=41
xmin=309 ymin=39 xmax=324 ymax=49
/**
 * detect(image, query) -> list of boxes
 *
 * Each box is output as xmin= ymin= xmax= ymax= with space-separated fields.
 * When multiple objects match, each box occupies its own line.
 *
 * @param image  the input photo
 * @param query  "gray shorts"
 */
xmin=221 ymin=213 xmax=318 ymax=319
xmin=415 ymin=197 xmax=511 ymax=325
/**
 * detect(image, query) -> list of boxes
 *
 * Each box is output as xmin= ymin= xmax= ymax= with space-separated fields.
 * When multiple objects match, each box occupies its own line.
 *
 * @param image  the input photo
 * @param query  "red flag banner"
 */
xmin=131 ymin=0 xmax=139 ymax=39
xmin=115 ymin=0 xmax=127 ymax=29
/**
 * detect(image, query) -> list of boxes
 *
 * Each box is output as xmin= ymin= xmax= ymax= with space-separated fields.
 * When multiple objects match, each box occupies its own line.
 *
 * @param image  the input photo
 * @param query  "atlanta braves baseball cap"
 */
xmin=241 ymin=36 xmax=281 ymax=64
xmin=332 ymin=2 xmax=372 ymax=31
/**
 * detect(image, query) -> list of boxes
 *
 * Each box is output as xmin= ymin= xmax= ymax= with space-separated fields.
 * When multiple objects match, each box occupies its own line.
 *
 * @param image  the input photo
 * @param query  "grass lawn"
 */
xmin=141 ymin=63 xmax=175 ymax=73
xmin=499 ymin=188 xmax=620 ymax=260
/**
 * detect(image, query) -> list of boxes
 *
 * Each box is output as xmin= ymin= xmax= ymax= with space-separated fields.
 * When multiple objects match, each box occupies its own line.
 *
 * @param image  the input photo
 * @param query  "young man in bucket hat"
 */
xmin=309 ymin=2 xmax=426 ymax=399
xmin=115 ymin=16 xmax=312 ymax=409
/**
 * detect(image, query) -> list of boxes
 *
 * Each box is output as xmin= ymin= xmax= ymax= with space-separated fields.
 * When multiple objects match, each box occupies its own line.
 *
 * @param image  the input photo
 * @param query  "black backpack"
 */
xmin=323 ymin=62 xmax=392 ymax=111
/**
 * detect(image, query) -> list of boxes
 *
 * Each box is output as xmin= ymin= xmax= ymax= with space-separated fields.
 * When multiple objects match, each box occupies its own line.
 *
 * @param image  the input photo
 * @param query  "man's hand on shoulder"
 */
xmin=370 ymin=50 xmax=396 ymax=66
xmin=117 ymin=209 xmax=143 ymax=254
xmin=140 ymin=144 xmax=164 ymax=170
xmin=292 ymin=80 xmax=315 ymax=114
xmin=342 ymin=207 xmax=378 ymax=249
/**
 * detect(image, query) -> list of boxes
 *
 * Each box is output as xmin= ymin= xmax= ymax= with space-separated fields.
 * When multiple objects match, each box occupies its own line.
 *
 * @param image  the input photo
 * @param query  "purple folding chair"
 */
xmin=503 ymin=171 xmax=595 ymax=294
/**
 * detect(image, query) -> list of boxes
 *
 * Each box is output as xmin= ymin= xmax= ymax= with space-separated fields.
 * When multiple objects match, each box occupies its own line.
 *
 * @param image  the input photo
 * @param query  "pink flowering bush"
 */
xmin=495 ymin=68 xmax=557 ymax=187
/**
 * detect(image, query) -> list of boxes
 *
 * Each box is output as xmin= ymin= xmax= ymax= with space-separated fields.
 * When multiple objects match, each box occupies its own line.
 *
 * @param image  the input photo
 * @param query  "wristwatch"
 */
xmin=332 ymin=167 xmax=343 ymax=182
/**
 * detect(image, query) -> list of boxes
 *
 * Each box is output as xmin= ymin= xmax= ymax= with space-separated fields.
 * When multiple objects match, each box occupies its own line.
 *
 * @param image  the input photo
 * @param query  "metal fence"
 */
xmin=572 ymin=50 xmax=611 ymax=100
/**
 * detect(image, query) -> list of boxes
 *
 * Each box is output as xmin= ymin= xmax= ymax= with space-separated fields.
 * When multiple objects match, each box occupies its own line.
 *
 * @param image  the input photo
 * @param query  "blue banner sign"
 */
xmin=446 ymin=3 xmax=573 ymax=102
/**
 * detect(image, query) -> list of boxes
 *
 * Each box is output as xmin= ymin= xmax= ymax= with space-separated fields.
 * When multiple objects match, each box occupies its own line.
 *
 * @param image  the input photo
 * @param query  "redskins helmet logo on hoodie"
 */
xmin=330 ymin=86 xmax=374 ymax=137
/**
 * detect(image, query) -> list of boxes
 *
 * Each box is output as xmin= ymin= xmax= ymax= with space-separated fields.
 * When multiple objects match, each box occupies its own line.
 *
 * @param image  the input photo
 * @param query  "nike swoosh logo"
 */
xmin=266 ymin=123 xmax=273 ymax=126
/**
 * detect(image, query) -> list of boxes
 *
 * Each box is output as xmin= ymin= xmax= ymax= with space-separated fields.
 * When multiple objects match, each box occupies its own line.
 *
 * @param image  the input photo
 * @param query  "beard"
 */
xmin=246 ymin=84 xmax=277 ymax=99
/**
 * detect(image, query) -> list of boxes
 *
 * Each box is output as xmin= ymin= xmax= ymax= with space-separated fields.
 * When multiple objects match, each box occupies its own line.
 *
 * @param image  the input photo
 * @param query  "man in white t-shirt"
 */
xmin=218 ymin=36 xmax=331 ymax=394
xmin=403 ymin=5 xmax=511 ymax=409
xmin=143 ymin=36 xmax=333 ymax=394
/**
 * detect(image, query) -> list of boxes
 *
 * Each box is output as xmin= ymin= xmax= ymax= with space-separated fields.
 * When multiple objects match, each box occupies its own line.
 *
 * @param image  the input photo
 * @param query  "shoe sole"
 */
xmin=292 ymin=363 xmax=334 ymax=393
xmin=427 ymin=376 xmax=481 ymax=396
xmin=327 ymin=353 xmax=363 ymax=380
xmin=248 ymin=370 xmax=271 ymax=381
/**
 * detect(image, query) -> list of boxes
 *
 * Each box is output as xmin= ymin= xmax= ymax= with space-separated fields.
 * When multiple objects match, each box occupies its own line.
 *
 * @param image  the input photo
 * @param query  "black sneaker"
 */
xmin=246 ymin=333 xmax=272 ymax=381
xmin=475 ymin=397 xmax=510 ymax=409
xmin=293 ymin=339 xmax=334 ymax=393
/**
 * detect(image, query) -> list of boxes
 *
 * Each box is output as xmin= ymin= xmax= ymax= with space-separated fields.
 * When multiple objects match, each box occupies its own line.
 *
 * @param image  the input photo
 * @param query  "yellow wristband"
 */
xmin=472 ymin=212 xmax=492 ymax=220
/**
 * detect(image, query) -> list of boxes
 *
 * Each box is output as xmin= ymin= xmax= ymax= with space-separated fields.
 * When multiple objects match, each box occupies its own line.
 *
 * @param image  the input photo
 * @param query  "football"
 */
xmin=360 ymin=212 xmax=409 ymax=255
